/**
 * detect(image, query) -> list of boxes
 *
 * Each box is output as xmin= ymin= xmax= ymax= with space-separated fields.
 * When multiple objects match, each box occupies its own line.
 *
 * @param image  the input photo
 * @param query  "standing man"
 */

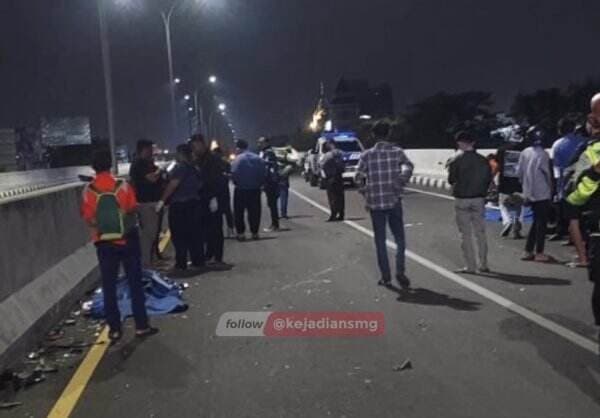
xmin=517 ymin=127 xmax=554 ymax=263
xmin=448 ymin=131 xmax=492 ymax=274
xmin=156 ymin=144 xmax=203 ymax=273
xmin=231 ymin=140 xmax=266 ymax=240
xmin=198 ymin=142 xmax=231 ymax=269
xmin=258 ymin=137 xmax=281 ymax=232
xmin=278 ymin=155 xmax=294 ymax=219
xmin=550 ymin=117 xmax=586 ymax=242
xmin=82 ymin=150 xmax=157 ymax=343
xmin=566 ymin=93 xmax=600 ymax=339
xmin=321 ymin=140 xmax=346 ymax=222
xmin=188 ymin=134 xmax=211 ymax=268
xmin=129 ymin=139 xmax=164 ymax=269
xmin=356 ymin=121 xmax=414 ymax=288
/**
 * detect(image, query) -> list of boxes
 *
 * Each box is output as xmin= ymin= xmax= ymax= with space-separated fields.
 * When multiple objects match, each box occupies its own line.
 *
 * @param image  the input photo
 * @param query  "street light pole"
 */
xmin=97 ymin=0 xmax=118 ymax=174
xmin=160 ymin=3 xmax=179 ymax=144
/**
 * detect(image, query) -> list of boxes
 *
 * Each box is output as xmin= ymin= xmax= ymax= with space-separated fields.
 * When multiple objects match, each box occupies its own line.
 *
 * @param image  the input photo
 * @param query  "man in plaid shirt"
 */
xmin=356 ymin=121 xmax=414 ymax=288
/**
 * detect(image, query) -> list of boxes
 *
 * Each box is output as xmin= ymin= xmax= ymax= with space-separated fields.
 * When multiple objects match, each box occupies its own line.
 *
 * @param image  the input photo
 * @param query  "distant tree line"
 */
xmin=277 ymin=79 xmax=600 ymax=150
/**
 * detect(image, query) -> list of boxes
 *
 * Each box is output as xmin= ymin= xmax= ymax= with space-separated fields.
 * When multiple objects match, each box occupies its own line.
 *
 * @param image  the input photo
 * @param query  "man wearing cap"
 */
xmin=257 ymin=137 xmax=281 ymax=232
xmin=231 ymin=139 xmax=267 ymax=240
xmin=448 ymin=131 xmax=492 ymax=274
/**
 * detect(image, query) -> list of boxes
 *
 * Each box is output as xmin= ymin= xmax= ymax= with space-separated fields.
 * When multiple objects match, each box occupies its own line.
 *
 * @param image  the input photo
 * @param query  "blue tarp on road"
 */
xmin=90 ymin=270 xmax=188 ymax=320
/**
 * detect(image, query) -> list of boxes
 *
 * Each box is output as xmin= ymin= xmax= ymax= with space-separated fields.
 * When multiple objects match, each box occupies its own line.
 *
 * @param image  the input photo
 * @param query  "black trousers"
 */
xmin=586 ymin=231 xmax=600 ymax=326
xmin=264 ymin=185 xmax=280 ymax=228
xmin=169 ymin=200 xmax=204 ymax=269
xmin=234 ymin=188 xmax=262 ymax=235
xmin=96 ymin=230 xmax=148 ymax=332
xmin=326 ymin=179 xmax=345 ymax=219
xmin=223 ymin=185 xmax=234 ymax=230
xmin=206 ymin=210 xmax=224 ymax=262
xmin=525 ymin=200 xmax=550 ymax=254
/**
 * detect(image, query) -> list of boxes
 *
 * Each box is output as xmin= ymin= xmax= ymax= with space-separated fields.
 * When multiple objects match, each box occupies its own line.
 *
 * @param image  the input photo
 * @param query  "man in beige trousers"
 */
xmin=129 ymin=139 xmax=164 ymax=269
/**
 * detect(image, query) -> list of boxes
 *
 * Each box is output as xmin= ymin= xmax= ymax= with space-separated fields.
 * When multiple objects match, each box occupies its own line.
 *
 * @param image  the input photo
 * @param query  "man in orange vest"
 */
xmin=81 ymin=150 xmax=158 ymax=343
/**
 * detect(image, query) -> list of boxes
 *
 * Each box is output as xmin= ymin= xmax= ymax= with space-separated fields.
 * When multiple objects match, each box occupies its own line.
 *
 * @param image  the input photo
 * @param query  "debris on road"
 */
xmin=392 ymin=359 xmax=413 ymax=372
xmin=0 ymin=401 xmax=22 ymax=410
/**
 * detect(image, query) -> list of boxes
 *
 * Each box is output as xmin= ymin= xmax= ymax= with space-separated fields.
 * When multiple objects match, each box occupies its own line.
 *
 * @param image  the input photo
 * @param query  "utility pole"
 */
xmin=97 ymin=0 xmax=117 ymax=173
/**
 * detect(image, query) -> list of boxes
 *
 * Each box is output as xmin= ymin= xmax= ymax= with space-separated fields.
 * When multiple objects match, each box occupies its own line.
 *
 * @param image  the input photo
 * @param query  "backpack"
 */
xmin=89 ymin=180 xmax=129 ymax=241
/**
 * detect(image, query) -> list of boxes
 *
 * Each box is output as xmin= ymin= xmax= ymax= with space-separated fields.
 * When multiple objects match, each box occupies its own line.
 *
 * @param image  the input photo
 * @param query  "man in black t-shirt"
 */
xmin=129 ymin=139 xmax=163 ymax=268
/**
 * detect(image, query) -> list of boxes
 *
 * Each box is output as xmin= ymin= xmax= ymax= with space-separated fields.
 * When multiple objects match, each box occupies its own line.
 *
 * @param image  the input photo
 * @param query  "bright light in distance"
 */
xmin=209 ymin=75 xmax=217 ymax=84
xmin=184 ymin=94 xmax=191 ymax=101
xmin=188 ymin=107 xmax=194 ymax=112
xmin=218 ymin=103 xmax=226 ymax=111
xmin=210 ymin=140 xmax=219 ymax=151
xmin=324 ymin=120 xmax=333 ymax=131
xmin=174 ymin=78 xmax=181 ymax=84
xmin=163 ymin=150 xmax=170 ymax=154
xmin=359 ymin=114 xmax=372 ymax=120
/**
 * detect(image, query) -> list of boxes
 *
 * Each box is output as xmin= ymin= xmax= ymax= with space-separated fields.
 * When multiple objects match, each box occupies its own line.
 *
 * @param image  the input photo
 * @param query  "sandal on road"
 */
xmin=533 ymin=254 xmax=557 ymax=263
xmin=566 ymin=261 xmax=589 ymax=269
xmin=135 ymin=327 xmax=159 ymax=339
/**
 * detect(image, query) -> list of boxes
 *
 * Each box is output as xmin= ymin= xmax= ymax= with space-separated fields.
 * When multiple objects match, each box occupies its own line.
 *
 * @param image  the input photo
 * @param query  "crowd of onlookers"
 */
xmin=448 ymin=93 xmax=600 ymax=336
xmin=80 ymin=134 xmax=293 ymax=343
xmin=79 ymin=93 xmax=600 ymax=346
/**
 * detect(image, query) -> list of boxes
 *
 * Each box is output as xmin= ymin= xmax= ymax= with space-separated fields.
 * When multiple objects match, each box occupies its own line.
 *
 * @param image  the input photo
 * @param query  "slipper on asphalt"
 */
xmin=565 ymin=261 xmax=589 ymax=269
xmin=135 ymin=327 xmax=159 ymax=339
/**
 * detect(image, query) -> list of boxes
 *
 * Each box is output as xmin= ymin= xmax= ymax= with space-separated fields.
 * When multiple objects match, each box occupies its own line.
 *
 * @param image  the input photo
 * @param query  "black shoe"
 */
xmin=336 ymin=216 xmax=345 ymax=221
xmin=501 ymin=223 xmax=512 ymax=237
xmin=108 ymin=329 xmax=122 ymax=345
xmin=326 ymin=217 xmax=336 ymax=222
xmin=548 ymin=234 xmax=564 ymax=242
xmin=396 ymin=274 xmax=411 ymax=289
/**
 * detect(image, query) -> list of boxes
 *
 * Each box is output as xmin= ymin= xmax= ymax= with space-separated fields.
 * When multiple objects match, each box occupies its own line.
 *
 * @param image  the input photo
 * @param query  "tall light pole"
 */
xmin=97 ymin=0 xmax=117 ymax=173
xmin=160 ymin=2 xmax=179 ymax=144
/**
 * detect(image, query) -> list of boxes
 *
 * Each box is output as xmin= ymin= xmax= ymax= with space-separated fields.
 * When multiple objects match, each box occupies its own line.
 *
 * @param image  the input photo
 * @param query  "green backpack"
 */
xmin=90 ymin=180 xmax=128 ymax=241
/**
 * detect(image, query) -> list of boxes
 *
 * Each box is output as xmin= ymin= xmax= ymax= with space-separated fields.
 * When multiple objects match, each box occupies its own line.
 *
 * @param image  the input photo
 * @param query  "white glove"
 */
xmin=209 ymin=198 xmax=219 ymax=213
xmin=155 ymin=200 xmax=165 ymax=213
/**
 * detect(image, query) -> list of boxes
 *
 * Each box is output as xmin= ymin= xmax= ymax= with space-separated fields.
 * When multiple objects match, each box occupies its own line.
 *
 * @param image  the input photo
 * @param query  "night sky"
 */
xmin=1 ymin=0 xmax=600 ymax=148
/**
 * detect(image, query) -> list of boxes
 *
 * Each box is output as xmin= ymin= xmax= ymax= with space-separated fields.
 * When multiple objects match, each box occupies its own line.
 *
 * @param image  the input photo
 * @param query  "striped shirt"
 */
xmin=356 ymin=142 xmax=414 ymax=210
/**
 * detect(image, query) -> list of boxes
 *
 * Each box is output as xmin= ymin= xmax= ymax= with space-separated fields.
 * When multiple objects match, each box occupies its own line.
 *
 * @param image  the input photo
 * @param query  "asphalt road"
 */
xmin=10 ymin=176 xmax=600 ymax=417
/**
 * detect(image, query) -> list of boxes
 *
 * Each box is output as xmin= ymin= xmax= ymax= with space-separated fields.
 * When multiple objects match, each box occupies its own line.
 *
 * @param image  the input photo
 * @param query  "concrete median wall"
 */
xmin=0 ymin=185 xmax=98 ymax=366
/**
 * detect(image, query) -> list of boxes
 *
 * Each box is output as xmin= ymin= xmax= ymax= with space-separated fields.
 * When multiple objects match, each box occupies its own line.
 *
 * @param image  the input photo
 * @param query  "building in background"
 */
xmin=0 ymin=129 xmax=17 ymax=172
xmin=329 ymin=78 xmax=394 ymax=131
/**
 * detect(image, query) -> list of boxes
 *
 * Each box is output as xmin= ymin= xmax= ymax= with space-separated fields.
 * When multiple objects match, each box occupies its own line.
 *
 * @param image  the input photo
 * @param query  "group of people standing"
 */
xmin=447 ymin=93 xmax=600 ymax=333
xmin=81 ymin=134 xmax=293 ymax=343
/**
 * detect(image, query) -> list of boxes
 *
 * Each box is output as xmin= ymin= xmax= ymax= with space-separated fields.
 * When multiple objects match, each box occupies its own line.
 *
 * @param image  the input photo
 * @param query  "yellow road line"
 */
xmin=158 ymin=229 xmax=171 ymax=254
xmin=47 ymin=327 xmax=110 ymax=418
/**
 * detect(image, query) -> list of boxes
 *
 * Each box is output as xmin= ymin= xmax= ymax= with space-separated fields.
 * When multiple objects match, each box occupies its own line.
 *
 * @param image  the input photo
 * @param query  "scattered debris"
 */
xmin=364 ymin=379 xmax=372 ymax=384
xmin=392 ymin=359 xmax=413 ymax=372
xmin=417 ymin=319 xmax=429 ymax=331
xmin=46 ymin=329 xmax=64 ymax=341
xmin=63 ymin=318 xmax=76 ymax=326
xmin=26 ymin=352 xmax=39 ymax=361
xmin=519 ymin=288 xmax=526 ymax=292
xmin=262 ymin=304 xmax=273 ymax=309
xmin=284 ymin=364 xmax=290 ymax=369
xmin=0 ymin=402 xmax=22 ymax=410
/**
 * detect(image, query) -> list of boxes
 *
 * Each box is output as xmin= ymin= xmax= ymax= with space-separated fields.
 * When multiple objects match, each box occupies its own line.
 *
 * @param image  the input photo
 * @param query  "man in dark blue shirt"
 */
xmin=231 ymin=140 xmax=266 ymax=240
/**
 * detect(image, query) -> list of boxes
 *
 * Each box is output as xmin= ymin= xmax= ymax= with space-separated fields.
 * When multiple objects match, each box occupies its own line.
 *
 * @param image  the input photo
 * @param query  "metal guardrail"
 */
xmin=0 ymin=164 xmax=131 ymax=200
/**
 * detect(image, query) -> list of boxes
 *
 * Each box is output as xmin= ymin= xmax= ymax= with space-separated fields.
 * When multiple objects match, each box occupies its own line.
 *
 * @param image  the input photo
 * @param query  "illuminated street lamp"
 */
xmin=209 ymin=75 xmax=217 ymax=84
xmin=218 ymin=103 xmax=226 ymax=111
xmin=174 ymin=77 xmax=181 ymax=84
xmin=184 ymin=94 xmax=191 ymax=101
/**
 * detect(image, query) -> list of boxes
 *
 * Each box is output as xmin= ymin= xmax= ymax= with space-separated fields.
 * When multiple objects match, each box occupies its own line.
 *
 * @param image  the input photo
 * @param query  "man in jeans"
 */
xmin=81 ymin=150 xmax=157 ymax=343
xmin=129 ymin=139 xmax=164 ymax=268
xmin=356 ymin=121 xmax=414 ymax=289
xmin=231 ymin=140 xmax=266 ymax=240
xmin=448 ymin=131 xmax=493 ymax=274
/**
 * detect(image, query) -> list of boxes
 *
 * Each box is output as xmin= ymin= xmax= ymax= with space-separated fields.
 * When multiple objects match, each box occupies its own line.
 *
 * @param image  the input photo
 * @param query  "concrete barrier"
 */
xmin=0 ymin=184 xmax=98 ymax=366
